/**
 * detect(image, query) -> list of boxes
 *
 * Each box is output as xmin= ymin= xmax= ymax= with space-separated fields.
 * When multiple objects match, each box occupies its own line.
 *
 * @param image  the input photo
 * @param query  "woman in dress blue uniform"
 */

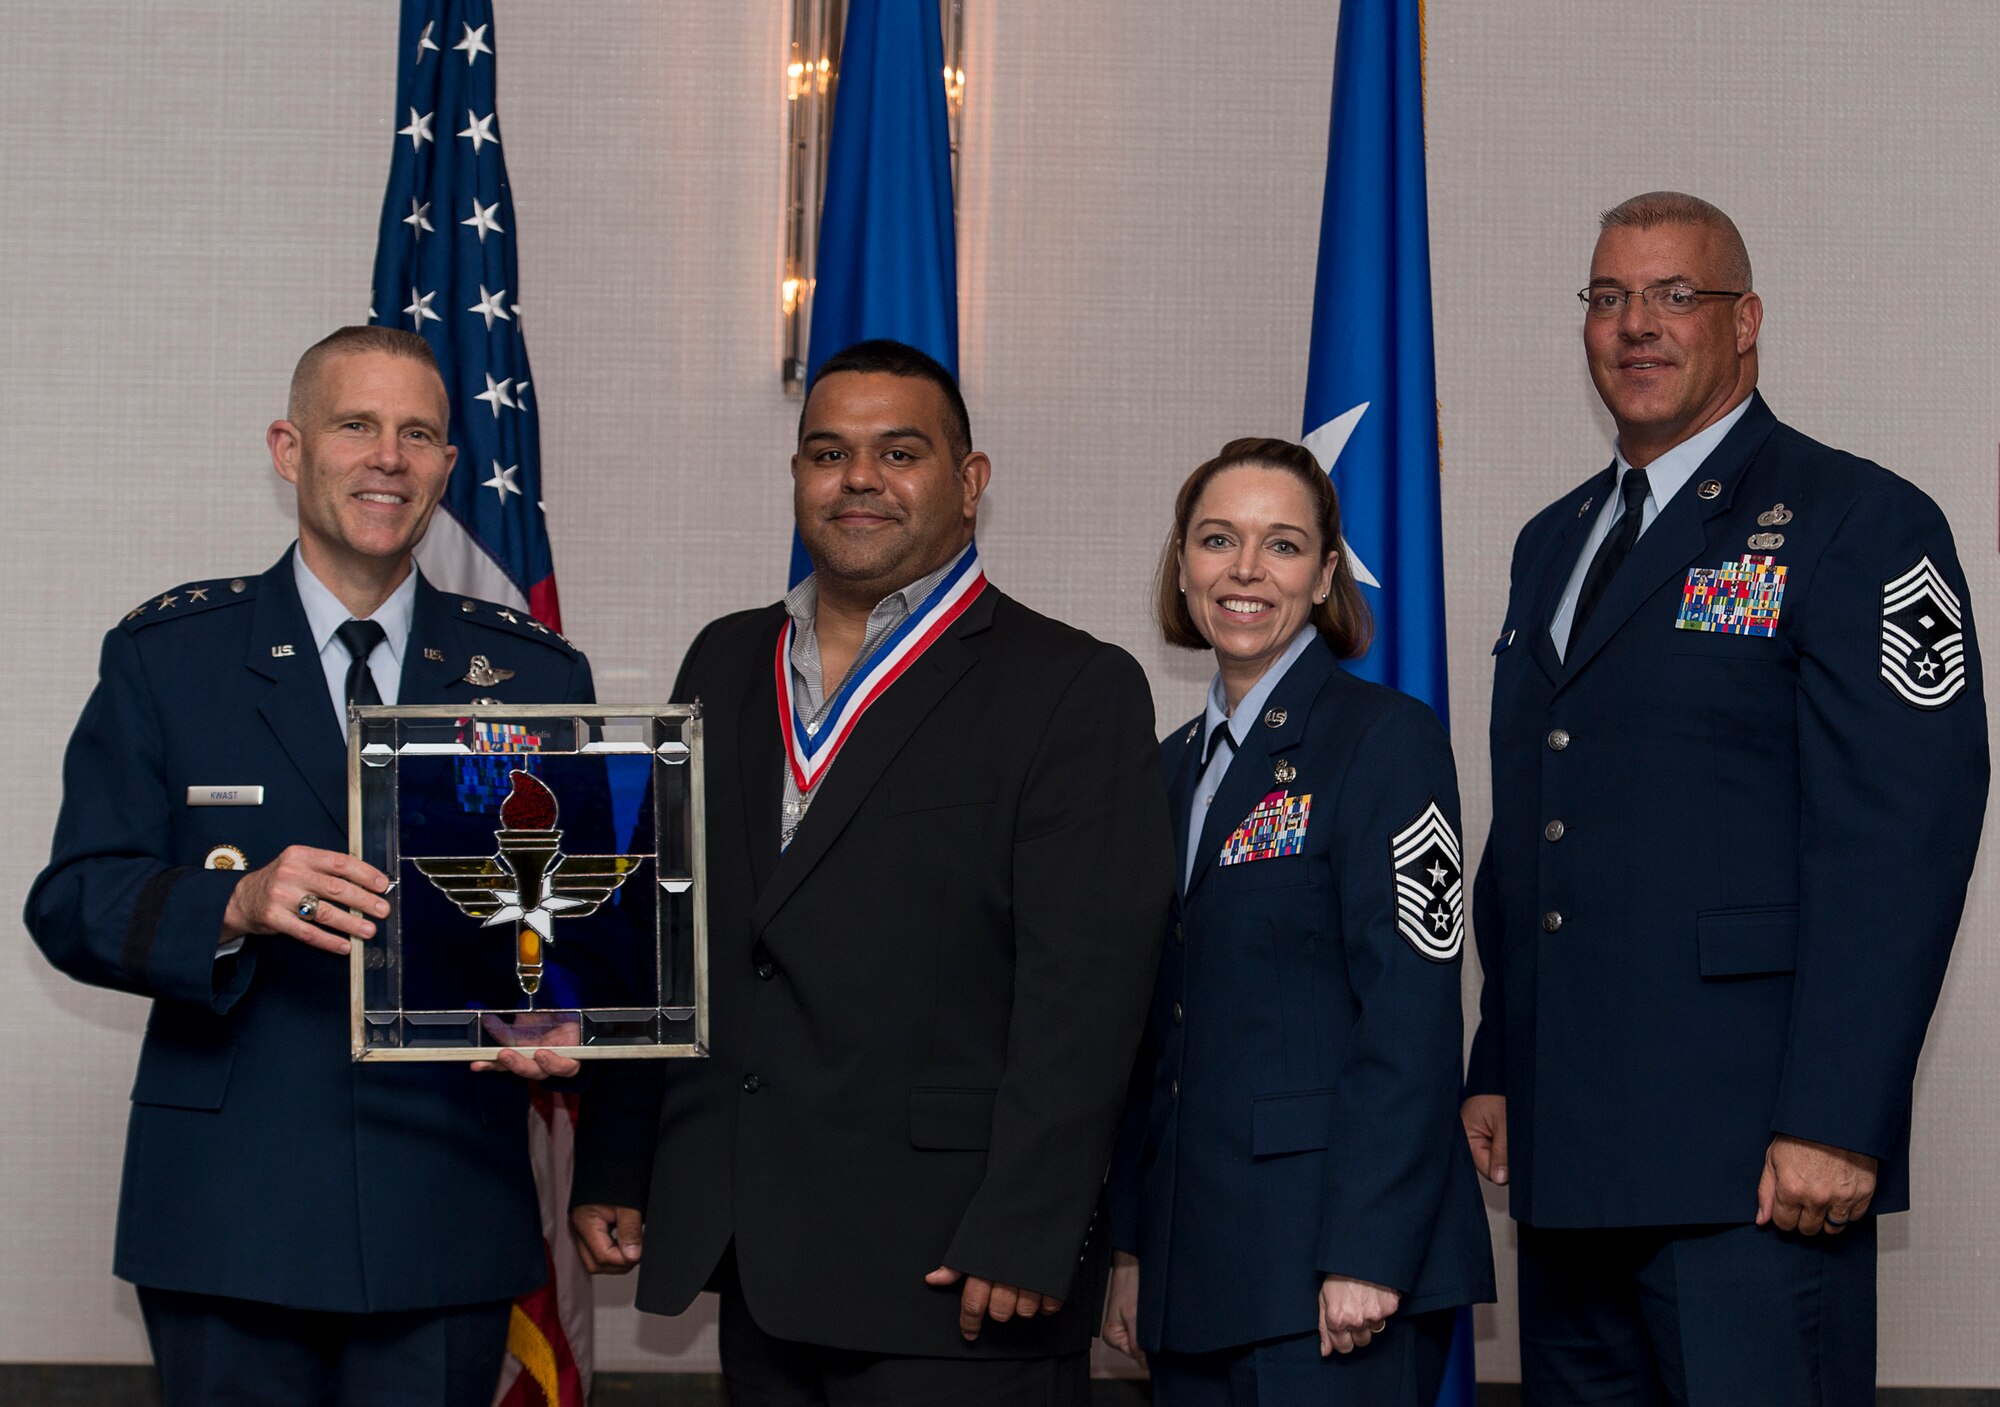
xmin=1103 ymin=438 xmax=1493 ymax=1404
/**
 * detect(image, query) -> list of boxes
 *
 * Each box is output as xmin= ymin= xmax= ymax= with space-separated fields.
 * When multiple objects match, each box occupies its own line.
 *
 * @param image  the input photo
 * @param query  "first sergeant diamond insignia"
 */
xmin=1881 ymin=555 xmax=1967 ymax=709
xmin=1390 ymin=799 xmax=1463 ymax=962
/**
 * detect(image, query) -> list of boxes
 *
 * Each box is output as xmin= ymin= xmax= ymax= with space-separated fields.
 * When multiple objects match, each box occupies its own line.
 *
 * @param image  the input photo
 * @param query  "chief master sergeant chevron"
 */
xmin=1461 ymin=193 xmax=1988 ymax=1404
xmin=26 ymin=326 xmax=593 ymax=1407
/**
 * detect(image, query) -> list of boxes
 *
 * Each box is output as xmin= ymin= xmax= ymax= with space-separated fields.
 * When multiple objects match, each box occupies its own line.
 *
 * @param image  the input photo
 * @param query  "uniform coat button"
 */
xmin=1173 ymin=922 xmax=1184 ymax=945
xmin=1542 ymin=911 xmax=1564 ymax=933
xmin=742 ymin=1073 xmax=762 ymax=1093
xmin=1172 ymin=1002 xmax=1184 ymax=1025
xmin=1547 ymin=728 xmax=1571 ymax=751
xmin=1169 ymin=1079 xmax=1180 ymax=1099
xmin=1544 ymin=820 xmax=1566 ymax=842
xmin=754 ymin=960 xmax=775 ymax=980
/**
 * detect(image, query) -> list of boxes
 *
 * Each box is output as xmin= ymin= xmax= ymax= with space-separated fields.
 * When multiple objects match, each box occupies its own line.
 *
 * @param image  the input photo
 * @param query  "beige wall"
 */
xmin=2 ymin=0 xmax=1993 ymax=1385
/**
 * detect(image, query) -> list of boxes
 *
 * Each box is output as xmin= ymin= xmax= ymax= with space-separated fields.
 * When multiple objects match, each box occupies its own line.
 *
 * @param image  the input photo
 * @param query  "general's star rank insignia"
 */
xmin=1881 ymin=555 xmax=1967 ymax=709
xmin=1390 ymin=799 xmax=1463 ymax=962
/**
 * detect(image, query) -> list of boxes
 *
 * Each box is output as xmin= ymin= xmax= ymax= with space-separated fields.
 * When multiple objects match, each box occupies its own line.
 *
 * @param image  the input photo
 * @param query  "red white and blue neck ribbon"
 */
xmin=776 ymin=544 xmax=988 ymax=795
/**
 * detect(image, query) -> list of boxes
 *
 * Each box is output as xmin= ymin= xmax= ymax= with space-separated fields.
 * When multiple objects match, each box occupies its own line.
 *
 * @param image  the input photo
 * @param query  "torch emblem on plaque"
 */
xmin=412 ymin=770 xmax=644 ymax=996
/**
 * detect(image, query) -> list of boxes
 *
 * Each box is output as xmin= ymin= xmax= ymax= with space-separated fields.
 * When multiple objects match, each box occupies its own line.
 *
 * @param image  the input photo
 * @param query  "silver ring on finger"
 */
xmin=296 ymin=892 xmax=322 ymax=922
xmin=1368 ymin=1321 xmax=1387 ymax=1334
xmin=1825 ymin=1214 xmax=1849 ymax=1228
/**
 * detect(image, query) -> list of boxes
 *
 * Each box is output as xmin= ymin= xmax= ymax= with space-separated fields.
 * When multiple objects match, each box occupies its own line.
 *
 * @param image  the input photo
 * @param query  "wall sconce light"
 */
xmin=782 ymin=0 xmax=965 ymax=394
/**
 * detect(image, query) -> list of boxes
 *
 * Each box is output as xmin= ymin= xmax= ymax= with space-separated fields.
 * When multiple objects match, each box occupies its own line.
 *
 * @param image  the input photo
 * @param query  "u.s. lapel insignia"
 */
xmin=1881 ymin=555 xmax=1967 ymax=709
xmin=1274 ymin=758 xmax=1297 ymax=784
xmin=1576 ymin=496 xmax=1594 ymax=519
xmin=1677 ymin=554 xmax=1787 ymax=636
xmin=462 ymin=654 xmax=515 ymax=687
xmin=270 ymin=644 xmax=296 ymax=658
xmin=1264 ymin=708 xmax=1288 ymax=728
xmin=203 ymin=844 xmax=248 ymax=871
xmin=1757 ymin=503 xmax=1794 ymax=527
xmin=1747 ymin=532 xmax=1785 ymax=551
xmin=1390 ymin=799 xmax=1462 ymax=961
xmin=1218 ymin=789 xmax=1311 ymax=866
xmin=424 ymin=647 xmax=445 ymax=662
xmin=1185 ymin=722 xmax=1198 ymax=744
xmin=1697 ymin=479 xmax=1722 ymax=500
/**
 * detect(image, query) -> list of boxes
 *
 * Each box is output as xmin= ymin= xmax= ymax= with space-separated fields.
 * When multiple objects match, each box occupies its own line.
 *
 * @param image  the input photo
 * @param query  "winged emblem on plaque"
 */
xmin=411 ymin=769 xmax=645 ymax=996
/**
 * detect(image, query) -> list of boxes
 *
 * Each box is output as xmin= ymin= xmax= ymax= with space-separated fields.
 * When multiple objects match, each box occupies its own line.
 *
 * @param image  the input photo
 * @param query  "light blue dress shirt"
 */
xmin=1185 ymin=625 xmax=1319 ymax=889
xmin=291 ymin=547 xmax=416 ymax=729
xmin=1548 ymin=396 xmax=1753 ymax=660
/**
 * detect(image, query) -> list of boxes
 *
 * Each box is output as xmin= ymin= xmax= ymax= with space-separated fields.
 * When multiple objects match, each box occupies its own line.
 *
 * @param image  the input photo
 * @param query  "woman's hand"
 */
xmin=1101 ymin=1250 xmax=1144 ymax=1364
xmin=1318 ymin=1274 xmax=1399 ymax=1356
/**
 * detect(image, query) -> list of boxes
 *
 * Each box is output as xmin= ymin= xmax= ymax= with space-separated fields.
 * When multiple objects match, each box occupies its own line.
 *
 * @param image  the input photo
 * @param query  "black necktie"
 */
xmin=336 ymin=619 xmax=387 ymax=706
xmin=1201 ymin=723 xmax=1236 ymax=770
xmin=1570 ymin=467 xmax=1651 ymax=643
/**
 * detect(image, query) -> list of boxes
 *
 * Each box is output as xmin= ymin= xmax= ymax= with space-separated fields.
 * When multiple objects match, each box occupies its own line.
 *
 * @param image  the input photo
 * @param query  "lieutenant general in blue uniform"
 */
xmin=1462 ymin=193 xmax=1989 ymax=1405
xmin=26 ymin=326 xmax=593 ymax=1407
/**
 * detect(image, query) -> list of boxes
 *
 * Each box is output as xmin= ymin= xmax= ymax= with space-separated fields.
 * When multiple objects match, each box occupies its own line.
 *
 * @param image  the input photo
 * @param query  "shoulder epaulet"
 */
xmin=119 ymin=575 xmax=257 ymax=633
xmin=452 ymin=596 xmax=582 ymax=655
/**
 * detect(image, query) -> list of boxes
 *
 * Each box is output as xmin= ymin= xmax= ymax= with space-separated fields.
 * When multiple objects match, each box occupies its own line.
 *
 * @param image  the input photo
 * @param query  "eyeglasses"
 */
xmin=1578 ymin=284 xmax=1746 ymax=317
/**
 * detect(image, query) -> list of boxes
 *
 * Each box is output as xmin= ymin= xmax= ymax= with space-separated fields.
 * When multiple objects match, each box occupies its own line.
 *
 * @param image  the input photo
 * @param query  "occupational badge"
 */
xmin=461 ymin=654 xmax=514 ymax=687
xmin=203 ymin=844 xmax=248 ymax=871
xmin=1273 ymin=759 xmax=1297 ymax=784
xmin=1390 ymin=799 xmax=1462 ymax=962
xmin=1757 ymin=503 xmax=1794 ymax=527
xmin=1218 ymin=789 xmax=1311 ymax=867
xmin=1747 ymin=532 xmax=1785 ymax=551
xmin=1880 ymin=555 xmax=1967 ymax=709
xmin=412 ymin=770 xmax=644 ymax=996
xmin=1677 ymin=555 xmax=1786 ymax=636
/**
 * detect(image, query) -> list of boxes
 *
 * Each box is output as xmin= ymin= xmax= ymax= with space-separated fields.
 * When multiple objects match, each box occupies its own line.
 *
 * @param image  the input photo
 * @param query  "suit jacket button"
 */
xmin=1172 ymin=1002 xmax=1184 ymax=1025
xmin=1544 ymin=819 xmax=1566 ymax=842
xmin=1542 ymin=911 xmax=1564 ymax=933
xmin=1173 ymin=922 xmax=1184 ymax=945
xmin=755 ymin=960 xmax=775 ymax=981
xmin=742 ymin=1073 xmax=762 ymax=1093
xmin=1547 ymin=728 xmax=1571 ymax=751
xmin=1170 ymin=1079 xmax=1180 ymax=1099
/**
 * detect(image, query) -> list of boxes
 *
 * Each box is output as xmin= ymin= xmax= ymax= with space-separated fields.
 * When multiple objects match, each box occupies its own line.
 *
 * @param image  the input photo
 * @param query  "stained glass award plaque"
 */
xmin=347 ymin=705 xmax=707 ymax=1062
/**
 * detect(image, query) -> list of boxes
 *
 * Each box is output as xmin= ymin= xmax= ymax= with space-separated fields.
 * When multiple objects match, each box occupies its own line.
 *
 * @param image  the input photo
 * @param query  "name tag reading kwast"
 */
xmin=187 ymin=786 xmax=264 ymax=807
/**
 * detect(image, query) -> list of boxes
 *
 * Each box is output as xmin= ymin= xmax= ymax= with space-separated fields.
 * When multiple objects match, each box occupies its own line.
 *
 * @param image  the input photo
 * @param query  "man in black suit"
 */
xmin=571 ymin=340 xmax=1174 ymax=1404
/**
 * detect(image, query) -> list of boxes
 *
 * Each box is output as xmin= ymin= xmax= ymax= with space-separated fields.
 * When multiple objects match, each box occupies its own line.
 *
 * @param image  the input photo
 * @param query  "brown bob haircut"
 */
xmin=1156 ymin=436 xmax=1373 ymax=661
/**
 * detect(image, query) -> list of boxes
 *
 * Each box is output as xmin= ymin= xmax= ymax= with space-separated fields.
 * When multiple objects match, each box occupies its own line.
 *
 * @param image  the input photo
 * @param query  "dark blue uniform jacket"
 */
xmin=1466 ymin=394 xmax=1988 ymax=1227
xmin=26 ymin=548 xmax=594 ymax=1311
xmin=1107 ymin=638 xmax=1495 ymax=1355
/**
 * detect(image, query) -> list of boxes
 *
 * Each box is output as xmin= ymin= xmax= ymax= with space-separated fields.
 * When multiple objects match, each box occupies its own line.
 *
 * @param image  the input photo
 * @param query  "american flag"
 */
xmin=371 ymin=0 xmax=561 ymax=629
xmin=367 ymin=4 xmax=586 ymax=1404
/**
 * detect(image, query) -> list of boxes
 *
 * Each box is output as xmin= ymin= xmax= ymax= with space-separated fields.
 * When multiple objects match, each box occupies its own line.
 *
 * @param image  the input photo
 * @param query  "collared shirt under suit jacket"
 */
xmin=26 ymin=549 xmax=595 ymax=1311
xmin=1107 ymin=637 xmax=1496 ymax=1355
xmin=1466 ymin=394 xmax=1989 ymax=1227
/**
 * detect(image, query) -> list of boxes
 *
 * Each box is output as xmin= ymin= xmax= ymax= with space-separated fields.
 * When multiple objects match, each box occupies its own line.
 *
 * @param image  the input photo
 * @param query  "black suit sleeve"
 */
xmin=941 ymin=645 xmax=1174 ymax=1296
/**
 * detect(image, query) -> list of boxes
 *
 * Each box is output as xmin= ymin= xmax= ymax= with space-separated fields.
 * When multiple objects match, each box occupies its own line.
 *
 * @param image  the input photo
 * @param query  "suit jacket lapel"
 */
xmin=737 ymin=610 xmax=787 ymax=898
xmin=399 ymin=572 xmax=471 ymax=703
xmin=748 ymin=588 xmax=996 ymax=932
xmin=1560 ymin=395 xmax=1779 ymax=683
xmin=1184 ymin=640 xmax=1330 ymax=897
xmin=1529 ymin=465 xmax=1617 ymax=686
xmin=248 ymin=549 xmax=348 ymax=830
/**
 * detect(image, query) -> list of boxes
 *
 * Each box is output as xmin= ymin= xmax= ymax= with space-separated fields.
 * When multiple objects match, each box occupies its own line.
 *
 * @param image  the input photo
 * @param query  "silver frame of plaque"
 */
xmin=345 ymin=703 xmax=708 ymax=1062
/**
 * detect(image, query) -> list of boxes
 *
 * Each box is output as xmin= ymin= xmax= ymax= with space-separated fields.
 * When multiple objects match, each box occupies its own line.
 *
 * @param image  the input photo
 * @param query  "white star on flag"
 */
xmin=483 ymin=461 xmax=522 ymax=502
xmin=462 ymin=197 xmax=504 ymax=242
xmin=474 ymin=372 xmax=519 ymax=417
xmin=403 ymin=287 xmax=442 ymax=325
xmin=469 ymin=285 xmax=512 ymax=331
xmin=397 ymin=107 xmax=435 ymax=152
xmin=1302 ymin=401 xmax=1381 ymax=588
xmin=458 ymin=110 xmax=499 ymax=154
xmin=415 ymin=20 xmax=439 ymax=60
xmin=403 ymin=199 xmax=434 ymax=238
xmin=455 ymin=22 xmax=493 ymax=64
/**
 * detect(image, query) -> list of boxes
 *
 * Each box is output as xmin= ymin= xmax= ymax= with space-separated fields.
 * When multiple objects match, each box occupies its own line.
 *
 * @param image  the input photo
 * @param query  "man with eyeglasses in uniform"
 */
xmin=1460 ymin=192 xmax=1987 ymax=1403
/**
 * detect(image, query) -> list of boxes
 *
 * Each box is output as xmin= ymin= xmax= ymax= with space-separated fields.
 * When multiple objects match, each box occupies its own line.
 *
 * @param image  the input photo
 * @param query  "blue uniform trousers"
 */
xmin=1516 ymin=1220 xmax=1876 ymax=1406
xmin=1148 ymin=1308 xmax=1455 ymax=1407
xmin=138 ymin=1287 xmax=511 ymax=1407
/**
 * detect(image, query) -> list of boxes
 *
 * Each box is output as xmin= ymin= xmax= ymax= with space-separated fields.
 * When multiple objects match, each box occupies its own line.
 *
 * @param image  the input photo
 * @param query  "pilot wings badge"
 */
xmin=411 ymin=769 xmax=644 ymax=996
